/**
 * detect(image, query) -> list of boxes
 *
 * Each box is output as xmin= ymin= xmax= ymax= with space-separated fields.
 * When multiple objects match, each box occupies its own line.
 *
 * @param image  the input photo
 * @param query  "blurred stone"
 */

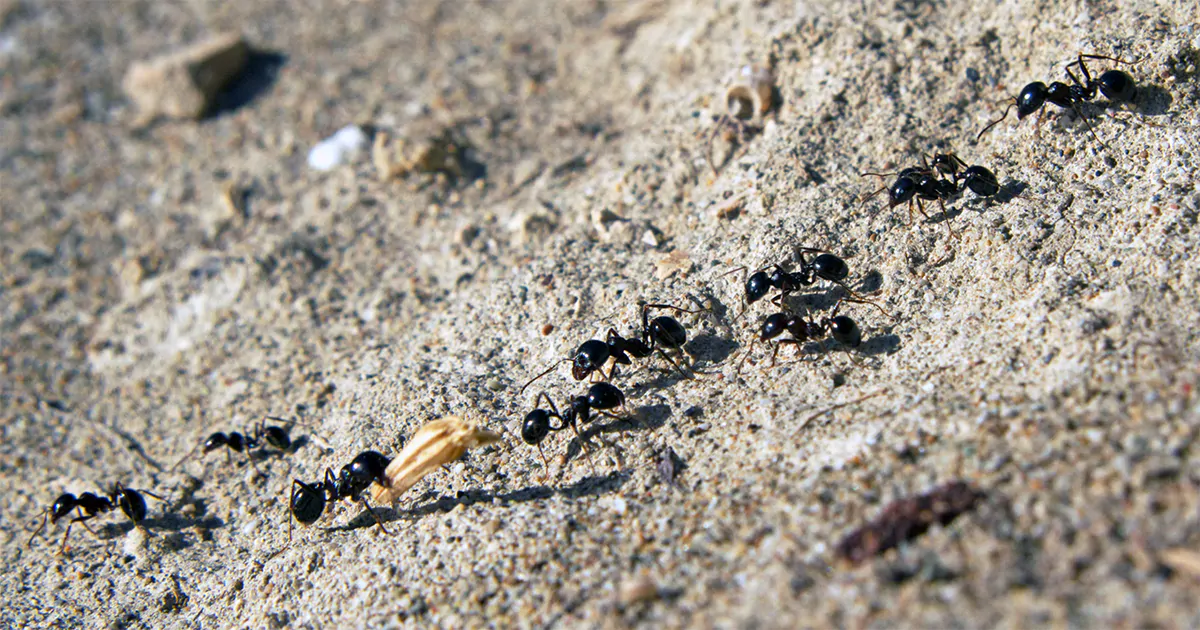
xmin=123 ymin=32 xmax=248 ymax=121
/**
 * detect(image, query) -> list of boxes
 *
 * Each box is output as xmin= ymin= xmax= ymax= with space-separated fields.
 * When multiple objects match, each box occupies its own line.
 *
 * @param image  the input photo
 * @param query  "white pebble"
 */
xmin=307 ymin=125 xmax=368 ymax=171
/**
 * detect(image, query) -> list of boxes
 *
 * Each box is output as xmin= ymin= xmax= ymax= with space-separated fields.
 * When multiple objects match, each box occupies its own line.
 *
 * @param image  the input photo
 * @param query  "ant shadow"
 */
xmin=685 ymin=333 xmax=739 ymax=367
xmin=858 ymin=332 xmax=902 ymax=356
xmin=209 ymin=49 xmax=287 ymax=118
xmin=334 ymin=470 xmax=632 ymax=530
xmin=99 ymin=511 xmax=225 ymax=552
xmin=1129 ymin=84 xmax=1172 ymax=117
xmin=990 ymin=179 xmax=1028 ymax=205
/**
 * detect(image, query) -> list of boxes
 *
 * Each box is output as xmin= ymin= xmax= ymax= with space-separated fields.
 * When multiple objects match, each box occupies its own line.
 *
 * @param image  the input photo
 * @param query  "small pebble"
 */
xmin=123 ymin=32 xmax=249 ymax=121
xmin=308 ymin=125 xmax=369 ymax=172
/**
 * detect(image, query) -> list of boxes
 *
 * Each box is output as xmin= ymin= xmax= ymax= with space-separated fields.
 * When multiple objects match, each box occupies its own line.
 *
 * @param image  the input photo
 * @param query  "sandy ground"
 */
xmin=3 ymin=0 xmax=1200 ymax=627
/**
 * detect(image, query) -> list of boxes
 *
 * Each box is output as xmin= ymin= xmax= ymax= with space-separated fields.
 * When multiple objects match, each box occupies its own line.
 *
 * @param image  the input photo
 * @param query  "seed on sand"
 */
xmin=369 ymin=415 xmax=502 ymax=504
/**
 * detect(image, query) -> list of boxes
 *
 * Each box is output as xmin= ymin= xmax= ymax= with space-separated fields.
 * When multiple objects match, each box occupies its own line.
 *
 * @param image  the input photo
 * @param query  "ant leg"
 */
xmin=939 ymin=199 xmax=959 ymax=240
xmin=719 ymin=266 xmax=751 ymax=321
xmin=565 ymin=419 xmax=598 ymax=476
xmin=655 ymin=347 xmax=691 ymax=379
xmin=60 ymin=514 xmax=98 ymax=554
xmin=769 ymin=340 xmax=804 ymax=368
xmin=357 ymin=496 xmax=392 ymax=536
xmin=1068 ymin=102 xmax=1110 ymax=151
xmin=735 ymin=339 xmax=758 ymax=375
xmin=535 ymin=443 xmax=552 ymax=482
xmin=1078 ymin=52 xmax=1140 ymax=66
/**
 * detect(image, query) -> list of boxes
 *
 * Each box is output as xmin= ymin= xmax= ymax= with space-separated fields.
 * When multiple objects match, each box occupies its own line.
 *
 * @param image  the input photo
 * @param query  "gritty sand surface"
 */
xmin=4 ymin=0 xmax=1200 ymax=627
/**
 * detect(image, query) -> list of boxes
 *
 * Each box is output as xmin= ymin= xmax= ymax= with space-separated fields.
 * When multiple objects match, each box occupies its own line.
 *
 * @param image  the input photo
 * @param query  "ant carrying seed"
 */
xmin=171 ymin=416 xmax=300 ymax=472
xmin=706 ymin=64 xmax=776 ymax=173
xmin=738 ymin=299 xmax=870 ymax=370
xmin=519 ymin=303 xmax=703 ymax=394
xmin=288 ymin=450 xmax=392 ymax=540
xmin=976 ymin=53 xmax=1138 ymax=146
xmin=521 ymin=382 xmax=627 ymax=473
xmin=28 ymin=482 xmax=164 ymax=553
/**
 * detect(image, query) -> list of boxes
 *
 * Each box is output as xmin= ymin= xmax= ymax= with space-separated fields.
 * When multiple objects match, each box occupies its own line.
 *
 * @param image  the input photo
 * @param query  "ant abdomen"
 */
xmin=829 ymin=315 xmax=862 ymax=348
xmin=1098 ymin=69 xmax=1136 ymax=102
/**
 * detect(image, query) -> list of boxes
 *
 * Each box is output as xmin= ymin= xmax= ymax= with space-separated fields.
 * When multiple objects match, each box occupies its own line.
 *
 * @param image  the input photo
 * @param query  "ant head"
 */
xmin=648 ymin=316 xmax=687 ymax=349
xmin=1098 ymin=69 xmax=1136 ymax=102
xmin=888 ymin=176 xmax=918 ymax=207
xmin=115 ymin=487 xmax=148 ymax=523
xmin=810 ymin=253 xmax=849 ymax=283
xmin=263 ymin=425 xmax=292 ymax=450
xmin=572 ymin=339 xmax=611 ymax=380
xmin=1016 ymin=81 xmax=1048 ymax=118
xmin=203 ymin=432 xmax=228 ymax=453
xmin=745 ymin=271 xmax=772 ymax=304
xmin=290 ymin=480 xmax=326 ymax=525
xmin=49 ymin=493 xmax=77 ymax=522
xmin=829 ymin=315 xmax=862 ymax=347
xmin=761 ymin=313 xmax=791 ymax=341
xmin=521 ymin=409 xmax=553 ymax=445
xmin=341 ymin=451 xmax=391 ymax=492
xmin=587 ymin=382 xmax=625 ymax=410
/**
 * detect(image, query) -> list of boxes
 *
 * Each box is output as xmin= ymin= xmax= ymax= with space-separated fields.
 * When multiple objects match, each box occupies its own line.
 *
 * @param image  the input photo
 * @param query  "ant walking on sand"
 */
xmin=288 ymin=450 xmax=392 ymax=539
xmin=976 ymin=53 xmax=1138 ymax=145
xmin=28 ymin=482 xmax=164 ymax=553
xmin=738 ymin=299 xmax=871 ymax=370
xmin=520 ymin=382 xmax=627 ymax=473
xmin=519 ymin=303 xmax=703 ymax=394
xmin=862 ymin=153 xmax=1000 ymax=237
xmin=723 ymin=248 xmax=889 ymax=318
xmin=171 ymin=416 xmax=301 ymax=472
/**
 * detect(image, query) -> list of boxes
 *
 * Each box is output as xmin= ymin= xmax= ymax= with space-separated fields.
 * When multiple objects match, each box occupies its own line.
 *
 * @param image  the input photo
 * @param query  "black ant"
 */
xmin=28 ymin=482 xmax=164 ymax=553
xmin=520 ymin=382 xmax=627 ymax=472
xmin=171 ymin=416 xmax=298 ymax=471
xmin=862 ymin=153 xmax=999 ymax=236
xmin=519 ymin=303 xmax=703 ymax=394
xmin=926 ymin=153 xmax=1001 ymax=199
xmin=976 ymin=53 xmax=1138 ymax=145
xmin=288 ymin=450 xmax=393 ymax=540
xmin=739 ymin=299 xmax=867 ymax=369
xmin=723 ymin=248 xmax=888 ymax=319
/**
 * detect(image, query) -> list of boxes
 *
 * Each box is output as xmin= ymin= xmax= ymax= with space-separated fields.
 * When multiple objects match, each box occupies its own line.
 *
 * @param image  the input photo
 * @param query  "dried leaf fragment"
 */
xmin=835 ymin=481 xmax=983 ymax=565
xmin=369 ymin=415 xmax=502 ymax=504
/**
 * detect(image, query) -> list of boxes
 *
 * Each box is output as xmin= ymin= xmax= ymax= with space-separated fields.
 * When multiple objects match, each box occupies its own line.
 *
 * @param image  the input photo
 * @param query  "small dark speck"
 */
xmin=1111 ymin=260 xmax=1121 ymax=267
xmin=683 ymin=405 xmax=703 ymax=418
xmin=965 ymin=67 xmax=980 ymax=82
xmin=748 ymin=423 xmax=761 ymax=432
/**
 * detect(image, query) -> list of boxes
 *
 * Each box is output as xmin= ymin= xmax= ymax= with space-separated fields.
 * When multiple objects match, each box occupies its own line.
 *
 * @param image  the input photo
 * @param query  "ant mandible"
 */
xmin=976 ymin=53 xmax=1138 ymax=144
xmin=170 ymin=416 xmax=297 ymax=472
xmin=519 ymin=303 xmax=703 ymax=394
xmin=289 ymin=450 xmax=393 ymax=540
xmin=521 ymin=382 xmax=627 ymax=473
xmin=28 ymin=482 xmax=164 ymax=553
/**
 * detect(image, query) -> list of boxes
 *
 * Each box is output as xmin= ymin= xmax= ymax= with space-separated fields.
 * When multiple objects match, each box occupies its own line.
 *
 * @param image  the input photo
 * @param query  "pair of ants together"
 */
xmin=26 ymin=417 xmax=308 ymax=552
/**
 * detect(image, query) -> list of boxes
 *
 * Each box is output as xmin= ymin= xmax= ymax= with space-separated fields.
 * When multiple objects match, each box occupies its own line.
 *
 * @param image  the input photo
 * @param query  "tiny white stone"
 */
xmin=307 ymin=125 xmax=368 ymax=171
